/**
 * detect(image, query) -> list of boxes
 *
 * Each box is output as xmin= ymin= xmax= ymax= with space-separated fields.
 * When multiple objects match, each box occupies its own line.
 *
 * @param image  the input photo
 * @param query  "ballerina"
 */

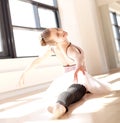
xmin=19 ymin=28 xmax=112 ymax=119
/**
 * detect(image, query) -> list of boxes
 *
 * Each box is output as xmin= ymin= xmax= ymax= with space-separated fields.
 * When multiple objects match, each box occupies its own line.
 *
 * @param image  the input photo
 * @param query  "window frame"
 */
xmin=0 ymin=0 xmax=16 ymax=58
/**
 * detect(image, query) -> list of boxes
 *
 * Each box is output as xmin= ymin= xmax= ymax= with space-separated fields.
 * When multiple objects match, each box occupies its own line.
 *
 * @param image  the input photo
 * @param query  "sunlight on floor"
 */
xmin=0 ymin=95 xmax=47 ymax=118
xmin=0 ymin=71 xmax=120 ymax=123
xmin=94 ymin=72 xmax=120 ymax=82
xmin=94 ymin=72 xmax=120 ymax=90
xmin=0 ymin=90 xmax=119 ymax=121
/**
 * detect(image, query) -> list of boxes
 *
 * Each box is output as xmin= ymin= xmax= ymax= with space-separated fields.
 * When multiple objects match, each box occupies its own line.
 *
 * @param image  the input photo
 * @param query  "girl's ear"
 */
xmin=40 ymin=38 xmax=47 ymax=46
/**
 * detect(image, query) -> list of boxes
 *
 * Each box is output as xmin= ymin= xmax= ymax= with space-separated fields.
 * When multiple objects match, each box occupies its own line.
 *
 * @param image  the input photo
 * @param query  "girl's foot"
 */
xmin=47 ymin=103 xmax=66 ymax=119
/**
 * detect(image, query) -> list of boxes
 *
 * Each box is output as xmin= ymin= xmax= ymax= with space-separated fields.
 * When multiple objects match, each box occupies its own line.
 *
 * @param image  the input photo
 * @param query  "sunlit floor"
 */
xmin=0 ymin=70 xmax=120 ymax=123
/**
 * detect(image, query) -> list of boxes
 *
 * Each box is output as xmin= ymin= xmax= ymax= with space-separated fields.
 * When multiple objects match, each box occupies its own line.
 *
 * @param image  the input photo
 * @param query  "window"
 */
xmin=110 ymin=12 xmax=120 ymax=52
xmin=110 ymin=11 xmax=120 ymax=62
xmin=38 ymin=8 xmax=57 ymax=28
xmin=0 ymin=0 xmax=60 ymax=58
xmin=9 ymin=0 xmax=36 ymax=28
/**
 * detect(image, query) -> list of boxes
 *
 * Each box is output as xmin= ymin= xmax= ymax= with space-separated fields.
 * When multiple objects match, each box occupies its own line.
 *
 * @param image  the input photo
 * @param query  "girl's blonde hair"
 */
xmin=40 ymin=29 xmax=51 ymax=46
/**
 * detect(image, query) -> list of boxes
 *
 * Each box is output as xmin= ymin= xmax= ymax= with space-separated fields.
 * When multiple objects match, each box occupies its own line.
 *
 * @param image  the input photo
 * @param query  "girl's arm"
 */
xmin=67 ymin=45 xmax=86 ymax=83
xmin=19 ymin=48 xmax=52 ymax=87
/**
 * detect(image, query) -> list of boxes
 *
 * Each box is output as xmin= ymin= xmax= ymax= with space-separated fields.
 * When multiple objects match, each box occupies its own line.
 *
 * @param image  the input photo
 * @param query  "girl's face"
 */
xmin=48 ymin=28 xmax=68 ymax=43
xmin=41 ymin=28 xmax=68 ymax=46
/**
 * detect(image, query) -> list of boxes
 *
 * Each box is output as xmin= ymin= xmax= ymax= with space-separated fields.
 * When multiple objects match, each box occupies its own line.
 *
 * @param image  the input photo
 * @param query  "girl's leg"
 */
xmin=48 ymin=84 xmax=86 ymax=119
xmin=57 ymin=84 xmax=86 ymax=111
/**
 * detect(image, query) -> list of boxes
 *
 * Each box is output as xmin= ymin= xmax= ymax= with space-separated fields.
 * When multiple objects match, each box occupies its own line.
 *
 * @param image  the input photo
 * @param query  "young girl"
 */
xmin=19 ymin=28 xmax=112 ymax=119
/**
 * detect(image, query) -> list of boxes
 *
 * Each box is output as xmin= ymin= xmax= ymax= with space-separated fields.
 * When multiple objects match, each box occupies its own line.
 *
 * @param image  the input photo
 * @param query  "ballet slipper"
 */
xmin=47 ymin=103 xmax=66 ymax=119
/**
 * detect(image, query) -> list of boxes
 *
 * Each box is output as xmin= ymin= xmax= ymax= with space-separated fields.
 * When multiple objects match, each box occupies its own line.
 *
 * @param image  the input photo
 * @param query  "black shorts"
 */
xmin=57 ymin=84 xmax=86 ymax=111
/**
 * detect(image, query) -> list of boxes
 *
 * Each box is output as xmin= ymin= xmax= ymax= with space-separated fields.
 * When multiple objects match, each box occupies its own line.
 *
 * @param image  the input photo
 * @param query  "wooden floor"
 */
xmin=0 ymin=70 xmax=120 ymax=123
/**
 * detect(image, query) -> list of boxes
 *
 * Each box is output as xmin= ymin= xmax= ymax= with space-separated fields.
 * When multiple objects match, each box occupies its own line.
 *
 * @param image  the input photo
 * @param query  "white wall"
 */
xmin=57 ymin=0 xmax=109 ymax=74
xmin=99 ymin=5 xmax=120 ymax=68
xmin=57 ymin=0 xmax=120 ymax=73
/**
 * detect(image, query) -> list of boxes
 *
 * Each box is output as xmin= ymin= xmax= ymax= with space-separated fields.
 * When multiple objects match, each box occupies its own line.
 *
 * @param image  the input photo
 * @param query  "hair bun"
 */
xmin=40 ymin=38 xmax=47 ymax=46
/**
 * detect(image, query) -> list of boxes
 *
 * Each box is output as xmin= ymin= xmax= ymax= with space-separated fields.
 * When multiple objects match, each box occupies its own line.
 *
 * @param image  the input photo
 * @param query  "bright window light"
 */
xmin=38 ymin=8 xmax=57 ymax=28
xmin=0 ymin=30 xmax=3 ymax=52
xmin=13 ymin=29 xmax=42 ymax=57
xmin=9 ymin=0 xmax=36 ymax=27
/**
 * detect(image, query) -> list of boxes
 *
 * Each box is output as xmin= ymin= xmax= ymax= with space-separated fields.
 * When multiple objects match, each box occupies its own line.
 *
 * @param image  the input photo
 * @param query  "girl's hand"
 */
xmin=73 ymin=66 xmax=86 ymax=84
xmin=79 ymin=66 xmax=86 ymax=75
xmin=73 ymin=70 xmax=79 ymax=84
